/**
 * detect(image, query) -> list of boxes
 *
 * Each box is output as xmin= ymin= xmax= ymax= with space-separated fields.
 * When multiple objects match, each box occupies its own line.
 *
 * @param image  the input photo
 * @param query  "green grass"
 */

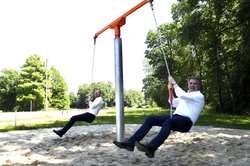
xmin=0 ymin=107 xmax=249 ymax=132
xmin=197 ymin=113 xmax=250 ymax=129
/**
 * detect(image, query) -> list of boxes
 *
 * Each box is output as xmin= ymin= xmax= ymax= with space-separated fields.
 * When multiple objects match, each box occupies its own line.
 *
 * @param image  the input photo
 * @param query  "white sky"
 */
xmin=0 ymin=0 xmax=176 ymax=94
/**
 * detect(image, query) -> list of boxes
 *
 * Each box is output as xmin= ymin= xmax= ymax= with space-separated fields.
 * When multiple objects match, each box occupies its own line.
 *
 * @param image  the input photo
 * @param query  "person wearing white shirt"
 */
xmin=53 ymin=89 xmax=104 ymax=137
xmin=113 ymin=76 xmax=205 ymax=158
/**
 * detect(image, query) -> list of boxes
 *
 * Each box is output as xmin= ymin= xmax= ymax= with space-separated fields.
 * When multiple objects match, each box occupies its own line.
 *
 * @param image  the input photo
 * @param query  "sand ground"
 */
xmin=0 ymin=124 xmax=249 ymax=166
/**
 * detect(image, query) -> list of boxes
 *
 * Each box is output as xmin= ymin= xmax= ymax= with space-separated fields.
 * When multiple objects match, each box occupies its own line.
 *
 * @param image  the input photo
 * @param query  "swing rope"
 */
xmin=149 ymin=1 xmax=173 ymax=118
xmin=91 ymin=39 xmax=97 ymax=83
xmin=85 ymin=39 xmax=97 ymax=108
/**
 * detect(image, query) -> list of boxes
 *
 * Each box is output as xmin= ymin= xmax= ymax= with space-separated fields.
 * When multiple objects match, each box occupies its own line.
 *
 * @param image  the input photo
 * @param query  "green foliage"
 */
xmin=124 ymin=89 xmax=144 ymax=107
xmin=0 ymin=69 xmax=20 ymax=111
xmin=49 ymin=67 xmax=70 ymax=109
xmin=90 ymin=81 xmax=115 ymax=107
xmin=17 ymin=55 xmax=46 ymax=111
xmin=143 ymin=0 xmax=250 ymax=115
xmin=143 ymin=75 xmax=166 ymax=107
xmin=77 ymin=82 xmax=115 ymax=108
xmin=69 ymin=92 xmax=77 ymax=108
xmin=0 ymin=54 xmax=70 ymax=112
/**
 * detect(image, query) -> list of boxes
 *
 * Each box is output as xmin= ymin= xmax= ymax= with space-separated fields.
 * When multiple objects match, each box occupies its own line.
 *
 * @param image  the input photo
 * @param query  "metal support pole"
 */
xmin=15 ymin=109 xmax=17 ymax=127
xmin=45 ymin=59 xmax=48 ymax=115
xmin=93 ymin=0 xmax=152 ymax=142
xmin=30 ymin=100 xmax=32 ymax=112
xmin=114 ymin=37 xmax=125 ymax=142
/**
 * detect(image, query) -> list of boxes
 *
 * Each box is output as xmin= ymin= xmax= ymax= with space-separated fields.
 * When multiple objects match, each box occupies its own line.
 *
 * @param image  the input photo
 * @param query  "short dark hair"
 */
xmin=95 ymin=89 xmax=102 ymax=94
xmin=188 ymin=76 xmax=201 ymax=84
xmin=188 ymin=76 xmax=202 ymax=90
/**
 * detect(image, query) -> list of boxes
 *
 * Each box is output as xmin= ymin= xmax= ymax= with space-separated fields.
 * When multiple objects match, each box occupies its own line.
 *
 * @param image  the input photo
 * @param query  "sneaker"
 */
xmin=135 ymin=141 xmax=155 ymax=158
xmin=113 ymin=140 xmax=134 ymax=151
xmin=53 ymin=130 xmax=63 ymax=137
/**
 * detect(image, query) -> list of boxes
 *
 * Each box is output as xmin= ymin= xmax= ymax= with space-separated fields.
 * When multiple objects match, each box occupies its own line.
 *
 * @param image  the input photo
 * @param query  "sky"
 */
xmin=0 ymin=0 xmax=176 ymax=94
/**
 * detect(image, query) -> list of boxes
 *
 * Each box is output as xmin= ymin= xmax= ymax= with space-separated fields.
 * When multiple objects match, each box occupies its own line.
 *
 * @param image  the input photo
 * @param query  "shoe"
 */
xmin=135 ymin=141 xmax=155 ymax=158
xmin=113 ymin=140 xmax=134 ymax=151
xmin=53 ymin=130 xmax=63 ymax=137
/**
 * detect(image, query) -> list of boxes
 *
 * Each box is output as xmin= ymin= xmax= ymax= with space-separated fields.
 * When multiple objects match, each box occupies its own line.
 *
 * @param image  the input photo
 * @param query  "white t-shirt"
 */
xmin=170 ymin=84 xmax=205 ymax=124
xmin=87 ymin=97 xmax=104 ymax=116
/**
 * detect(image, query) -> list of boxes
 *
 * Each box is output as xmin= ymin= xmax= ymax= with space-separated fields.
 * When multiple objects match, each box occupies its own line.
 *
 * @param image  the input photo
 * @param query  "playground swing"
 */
xmin=150 ymin=2 xmax=174 ymax=118
xmin=85 ymin=38 xmax=98 ymax=108
xmin=92 ymin=0 xmax=173 ymax=141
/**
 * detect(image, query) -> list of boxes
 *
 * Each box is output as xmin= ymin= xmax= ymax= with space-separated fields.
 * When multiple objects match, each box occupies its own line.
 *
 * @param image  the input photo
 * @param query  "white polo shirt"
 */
xmin=171 ymin=84 xmax=205 ymax=124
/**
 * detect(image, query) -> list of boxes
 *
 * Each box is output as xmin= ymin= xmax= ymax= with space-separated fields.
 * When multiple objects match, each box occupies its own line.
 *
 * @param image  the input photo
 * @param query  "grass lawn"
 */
xmin=0 ymin=107 xmax=249 ymax=132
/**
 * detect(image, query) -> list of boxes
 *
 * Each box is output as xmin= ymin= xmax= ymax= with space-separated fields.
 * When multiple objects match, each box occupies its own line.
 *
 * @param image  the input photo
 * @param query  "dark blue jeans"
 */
xmin=60 ymin=112 xmax=95 ymax=135
xmin=128 ymin=114 xmax=193 ymax=151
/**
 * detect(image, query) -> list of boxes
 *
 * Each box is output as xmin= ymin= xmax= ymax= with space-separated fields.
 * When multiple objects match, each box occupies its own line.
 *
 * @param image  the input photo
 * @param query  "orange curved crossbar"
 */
xmin=94 ymin=0 xmax=152 ymax=39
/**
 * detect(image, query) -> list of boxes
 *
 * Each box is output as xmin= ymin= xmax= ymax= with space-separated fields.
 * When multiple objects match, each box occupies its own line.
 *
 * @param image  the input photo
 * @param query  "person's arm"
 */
xmin=168 ymin=79 xmax=179 ymax=108
xmin=168 ymin=75 xmax=198 ymax=102
xmin=174 ymin=85 xmax=202 ymax=102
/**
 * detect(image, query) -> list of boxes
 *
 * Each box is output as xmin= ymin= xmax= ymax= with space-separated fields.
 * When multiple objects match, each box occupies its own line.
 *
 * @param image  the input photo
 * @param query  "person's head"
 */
xmin=187 ymin=77 xmax=201 ymax=92
xmin=94 ymin=89 xmax=102 ymax=97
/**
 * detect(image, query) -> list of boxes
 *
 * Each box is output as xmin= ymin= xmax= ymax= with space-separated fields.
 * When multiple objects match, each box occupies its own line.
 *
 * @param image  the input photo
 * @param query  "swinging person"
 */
xmin=53 ymin=89 xmax=104 ymax=137
xmin=113 ymin=76 xmax=205 ymax=158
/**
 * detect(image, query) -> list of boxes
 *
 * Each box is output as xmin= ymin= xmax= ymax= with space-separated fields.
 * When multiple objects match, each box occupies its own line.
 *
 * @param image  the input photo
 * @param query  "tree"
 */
xmin=17 ymin=55 xmax=46 ymax=111
xmin=143 ymin=0 xmax=250 ymax=115
xmin=0 ymin=69 xmax=20 ymax=111
xmin=69 ymin=92 xmax=77 ymax=108
xmin=76 ymin=82 xmax=115 ymax=108
xmin=49 ymin=67 xmax=70 ymax=109
xmin=143 ymin=23 xmax=190 ymax=107
xmin=171 ymin=0 xmax=250 ymax=114
xmin=77 ymin=83 xmax=92 ymax=108
xmin=90 ymin=81 xmax=115 ymax=107
xmin=124 ymin=89 xmax=145 ymax=108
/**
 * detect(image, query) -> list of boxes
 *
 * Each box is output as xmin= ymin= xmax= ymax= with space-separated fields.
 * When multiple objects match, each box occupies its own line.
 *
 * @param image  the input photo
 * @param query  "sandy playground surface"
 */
xmin=0 ymin=124 xmax=249 ymax=166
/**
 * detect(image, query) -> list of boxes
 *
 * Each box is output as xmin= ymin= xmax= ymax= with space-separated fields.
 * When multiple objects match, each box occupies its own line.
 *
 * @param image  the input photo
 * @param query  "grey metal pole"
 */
xmin=114 ymin=37 xmax=125 ymax=142
xmin=15 ymin=109 xmax=17 ymax=127
xmin=45 ymin=59 xmax=48 ymax=115
xmin=30 ymin=100 xmax=32 ymax=112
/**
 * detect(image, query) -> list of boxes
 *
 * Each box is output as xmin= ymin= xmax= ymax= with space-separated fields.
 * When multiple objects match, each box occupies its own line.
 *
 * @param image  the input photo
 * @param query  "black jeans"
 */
xmin=60 ymin=112 xmax=95 ymax=135
xmin=128 ymin=114 xmax=193 ymax=151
